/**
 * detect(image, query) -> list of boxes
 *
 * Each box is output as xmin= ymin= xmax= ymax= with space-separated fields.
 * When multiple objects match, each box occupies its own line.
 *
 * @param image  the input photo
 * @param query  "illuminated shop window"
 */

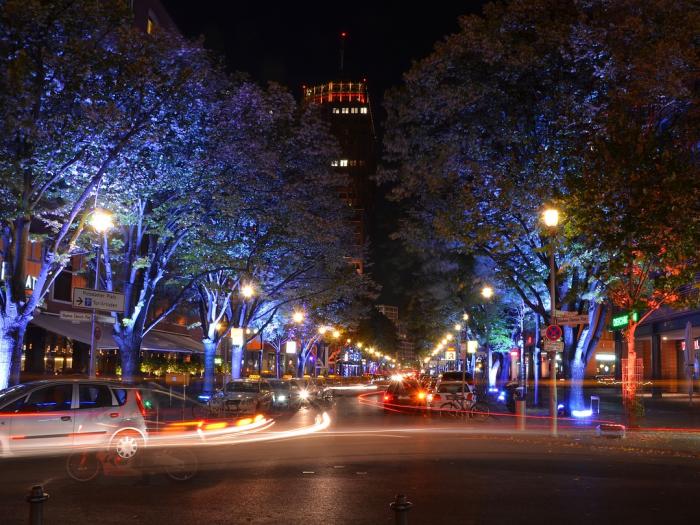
xmin=147 ymin=17 xmax=155 ymax=34
xmin=332 ymin=108 xmax=340 ymax=114
xmin=351 ymin=108 xmax=358 ymax=114
xmin=339 ymin=159 xmax=348 ymax=167
xmin=360 ymin=107 xmax=368 ymax=114
xmin=342 ymin=107 xmax=349 ymax=114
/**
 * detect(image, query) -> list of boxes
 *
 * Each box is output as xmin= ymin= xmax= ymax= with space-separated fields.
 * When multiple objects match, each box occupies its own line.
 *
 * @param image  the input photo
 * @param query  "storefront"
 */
xmin=23 ymin=312 xmax=203 ymax=379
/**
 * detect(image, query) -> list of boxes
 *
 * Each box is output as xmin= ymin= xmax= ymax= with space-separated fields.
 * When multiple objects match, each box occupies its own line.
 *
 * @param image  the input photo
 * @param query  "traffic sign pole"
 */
xmin=88 ymin=244 xmax=100 ymax=379
xmin=549 ymin=246 xmax=558 ymax=437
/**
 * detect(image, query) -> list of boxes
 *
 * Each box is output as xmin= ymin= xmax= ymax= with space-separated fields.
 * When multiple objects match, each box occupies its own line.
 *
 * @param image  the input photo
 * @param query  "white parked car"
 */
xmin=427 ymin=380 xmax=476 ymax=411
xmin=0 ymin=380 xmax=148 ymax=459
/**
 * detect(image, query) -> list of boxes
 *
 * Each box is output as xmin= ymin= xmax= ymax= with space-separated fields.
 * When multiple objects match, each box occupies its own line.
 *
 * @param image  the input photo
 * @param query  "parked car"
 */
xmin=383 ymin=378 xmax=427 ymax=411
xmin=208 ymin=379 xmax=273 ymax=415
xmin=427 ymin=380 xmax=475 ymax=411
xmin=0 ymin=379 xmax=148 ymax=459
xmin=268 ymin=379 xmax=296 ymax=410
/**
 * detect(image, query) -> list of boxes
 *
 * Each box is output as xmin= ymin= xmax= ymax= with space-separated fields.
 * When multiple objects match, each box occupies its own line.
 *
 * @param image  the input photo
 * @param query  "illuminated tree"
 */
xmin=0 ymin=0 xmax=203 ymax=387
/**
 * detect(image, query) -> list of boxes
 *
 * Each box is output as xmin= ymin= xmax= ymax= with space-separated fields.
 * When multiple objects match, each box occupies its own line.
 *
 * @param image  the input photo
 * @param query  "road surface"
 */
xmin=1 ymin=393 xmax=699 ymax=524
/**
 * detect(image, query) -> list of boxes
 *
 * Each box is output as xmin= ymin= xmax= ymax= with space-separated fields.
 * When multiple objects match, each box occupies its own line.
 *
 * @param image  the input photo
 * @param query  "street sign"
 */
xmin=610 ymin=311 xmax=638 ymax=331
xmin=285 ymin=340 xmax=297 ymax=354
xmin=445 ymin=350 xmax=456 ymax=361
xmin=60 ymin=310 xmax=92 ymax=323
xmin=544 ymin=340 xmax=564 ymax=352
xmin=72 ymin=288 xmax=125 ymax=312
xmin=558 ymin=314 xmax=590 ymax=326
xmin=545 ymin=325 xmax=562 ymax=341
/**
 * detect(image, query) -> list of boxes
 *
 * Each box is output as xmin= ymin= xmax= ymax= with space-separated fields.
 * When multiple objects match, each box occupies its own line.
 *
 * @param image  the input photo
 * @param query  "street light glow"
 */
xmin=542 ymin=208 xmax=560 ymax=227
xmin=481 ymin=286 xmax=494 ymax=299
xmin=454 ymin=323 xmax=462 ymax=331
xmin=90 ymin=209 xmax=114 ymax=233
xmin=292 ymin=310 xmax=305 ymax=323
xmin=241 ymin=284 xmax=255 ymax=298
xmin=462 ymin=313 xmax=469 ymax=321
xmin=318 ymin=326 xmax=328 ymax=335
xmin=446 ymin=333 xmax=454 ymax=341
xmin=332 ymin=330 xmax=341 ymax=339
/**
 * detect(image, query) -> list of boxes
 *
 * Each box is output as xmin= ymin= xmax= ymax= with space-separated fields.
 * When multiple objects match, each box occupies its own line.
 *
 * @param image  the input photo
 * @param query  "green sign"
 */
xmin=610 ymin=311 xmax=638 ymax=330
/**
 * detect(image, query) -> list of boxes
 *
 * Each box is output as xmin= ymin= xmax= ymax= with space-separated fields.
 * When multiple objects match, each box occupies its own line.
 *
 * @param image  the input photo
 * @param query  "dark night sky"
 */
xmin=161 ymin=1 xmax=488 ymax=306
xmin=161 ymin=1 xmax=487 ymax=103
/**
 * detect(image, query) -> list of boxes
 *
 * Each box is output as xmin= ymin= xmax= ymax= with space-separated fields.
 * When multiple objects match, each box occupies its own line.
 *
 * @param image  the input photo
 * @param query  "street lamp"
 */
xmin=241 ymin=284 xmax=255 ymax=299
xmin=88 ymin=209 xmax=113 ymax=379
xmin=542 ymin=207 xmax=560 ymax=436
xmin=292 ymin=310 xmax=305 ymax=324
xmin=462 ymin=313 xmax=469 ymax=321
xmin=480 ymin=285 xmax=495 ymax=390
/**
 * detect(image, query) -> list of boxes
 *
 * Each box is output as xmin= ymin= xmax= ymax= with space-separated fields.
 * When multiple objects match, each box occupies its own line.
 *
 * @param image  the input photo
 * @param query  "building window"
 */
xmin=339 ymin=159 xmax=348 ymax=167
xmin=332 ymin=108 xmax=340 ymax=114
xmin=341 ymin=107 xmax=349 ymax=114
xmin=360 ymin=107 xmax=368 ymax=114
xmin=331 ymin=160 xmax=339 ymax=167
xmin=52 ymin=265 xmax=73 ymax=303
xmin=147 ymin=17 xmax=155 ymax=35
xmin=351 ymin=108 xmax=358 ymax=114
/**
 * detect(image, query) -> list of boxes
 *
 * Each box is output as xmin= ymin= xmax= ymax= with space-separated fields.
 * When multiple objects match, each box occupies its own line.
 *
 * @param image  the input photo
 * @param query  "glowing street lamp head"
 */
xmin=357 ymin=342 xmax=363 ymax=348
xmin=462 ymin=313 xmax=469 ymax=321
xmin=292 ymin=311 xmax=305 ymax=324
xmin=542 ymin=208 xmax=560 ymax=228
xmin=90 ymin=209 xmax=114 ymax=233
xmin=241 ymin=284 xmax=255 ymax=299
xmin=446 ymin=333 xmax=454 ymax=341
xmin=332 ymin=330 xmax=341 ymax=339
xmin=454 ymin=323 xmax=462 ymax=331
xmin=481 ymin=286 xmax=494 ymax=299
xmin=318 ymin=326 xmax=328 ymax=335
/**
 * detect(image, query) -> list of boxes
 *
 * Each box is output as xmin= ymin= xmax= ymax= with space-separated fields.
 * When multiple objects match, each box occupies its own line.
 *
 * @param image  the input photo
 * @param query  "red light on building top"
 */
xmin=341 ymin=32 xmax=347 ymax=38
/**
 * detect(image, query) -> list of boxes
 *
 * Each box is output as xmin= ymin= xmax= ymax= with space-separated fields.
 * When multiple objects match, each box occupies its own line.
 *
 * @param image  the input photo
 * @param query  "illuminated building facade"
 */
xmin=303 ymin=80 xmax=376 ymax=273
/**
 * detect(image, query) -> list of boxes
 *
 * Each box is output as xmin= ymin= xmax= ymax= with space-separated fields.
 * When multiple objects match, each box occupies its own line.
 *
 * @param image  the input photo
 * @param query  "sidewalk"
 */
xmin=516 ymin=385 xmax=700 ymax=430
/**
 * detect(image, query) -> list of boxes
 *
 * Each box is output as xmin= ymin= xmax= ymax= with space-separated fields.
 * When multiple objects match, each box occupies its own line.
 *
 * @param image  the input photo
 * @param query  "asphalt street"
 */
xmin=1 ymin=394 xmax=699 ymax=524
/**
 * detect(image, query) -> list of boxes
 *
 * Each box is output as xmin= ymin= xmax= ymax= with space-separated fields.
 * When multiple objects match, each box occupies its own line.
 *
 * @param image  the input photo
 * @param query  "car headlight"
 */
xmin=299 ymin=389 xmax=309 ymax=400
xmin=277 ymin=395 xmax=287 ymax=402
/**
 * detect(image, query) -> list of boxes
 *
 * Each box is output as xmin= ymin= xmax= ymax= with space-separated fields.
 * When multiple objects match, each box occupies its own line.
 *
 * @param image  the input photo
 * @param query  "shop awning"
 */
xmin=30 ymin=313 xmax=203 ymax=354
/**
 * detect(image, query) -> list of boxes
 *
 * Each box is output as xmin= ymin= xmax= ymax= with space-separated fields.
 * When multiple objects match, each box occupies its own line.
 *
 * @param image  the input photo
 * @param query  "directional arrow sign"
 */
xmin=72 ymin=288 xmax=125 ymax=313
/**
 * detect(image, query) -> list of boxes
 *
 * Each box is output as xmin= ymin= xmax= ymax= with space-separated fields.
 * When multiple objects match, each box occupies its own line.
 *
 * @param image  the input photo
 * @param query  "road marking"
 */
xmin=356 ymin=472 xmax=367 ymax=475
xmin=333 ymin=465 xmax=345 ymax=469
xmin=302 ymin=471 xmax=315 ymax=474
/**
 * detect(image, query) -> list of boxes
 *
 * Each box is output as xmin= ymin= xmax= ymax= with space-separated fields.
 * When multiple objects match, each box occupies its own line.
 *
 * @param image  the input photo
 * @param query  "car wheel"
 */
xmin=112 ymin=430 xmax=144 ymax=461
xmin=440 ymin=402 xmax=460 ymax=418
xmin=469 ymin=404 xmax=490 ymax=421
xmin=66 ymin=452 xmax=102 ymax=482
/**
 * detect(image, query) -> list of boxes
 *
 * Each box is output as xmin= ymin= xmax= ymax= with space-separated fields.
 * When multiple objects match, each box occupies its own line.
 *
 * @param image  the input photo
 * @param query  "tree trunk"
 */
xmin=569 ymin=357 xmax=586 ymax=413
xmin=297 ymin=353 xmax=308 ymax=378
xmin=231 ymin=344 xmax=243 ymax=379
xmin=9 ymin=323 xmax=27 ymax=385
xmin=114 ymin=329 xmax=143 ymax=382
xmin=0 ymin=311 xmax=30 ymax=389
xmin=202 ymin=339 xmax=217 ymax=395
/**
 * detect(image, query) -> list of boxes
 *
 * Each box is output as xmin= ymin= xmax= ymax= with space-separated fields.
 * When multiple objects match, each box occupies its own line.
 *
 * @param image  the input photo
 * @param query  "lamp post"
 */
xmin=88 ymin=209 xmax=113 ymax=379
xmin=542 ymin=207 xmax=559 ymax=437
xmin=481 ymin=286 xmax=494 ymax=391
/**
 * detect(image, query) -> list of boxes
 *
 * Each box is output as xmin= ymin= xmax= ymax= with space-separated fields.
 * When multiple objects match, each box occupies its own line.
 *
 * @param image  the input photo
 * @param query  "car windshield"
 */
xmin=226 ymin=382 xmax=260 ymax=393
xmin=0 ymin=384 xmax=30 ymax=405
xmin=269 ymin=382 xmax=291 ymax=391
xmin=437 ymin=383 xmax=470 ymax=394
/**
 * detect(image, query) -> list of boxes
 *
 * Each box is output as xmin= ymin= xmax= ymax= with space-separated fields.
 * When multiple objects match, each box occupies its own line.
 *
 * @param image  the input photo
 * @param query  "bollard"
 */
xmin=515 ymin=399 xmax=526 ymax=431
xmin=26 ymin=485 xmax=49 ymax=525
xmin=390 ymin=494 xmax=413 ymax=525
